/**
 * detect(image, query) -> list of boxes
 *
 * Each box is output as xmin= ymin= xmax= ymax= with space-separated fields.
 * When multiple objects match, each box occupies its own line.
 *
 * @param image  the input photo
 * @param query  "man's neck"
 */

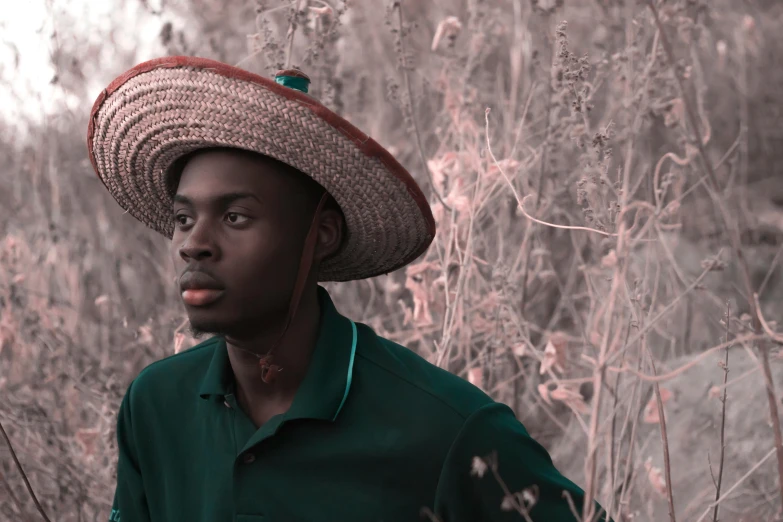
xmin=224 ymin=287 xmax=321 ymax=426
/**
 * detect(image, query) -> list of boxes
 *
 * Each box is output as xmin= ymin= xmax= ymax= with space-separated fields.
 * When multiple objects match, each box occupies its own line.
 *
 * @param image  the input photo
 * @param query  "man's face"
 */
xmin=170 ymin=149 xmax=320 ymax=339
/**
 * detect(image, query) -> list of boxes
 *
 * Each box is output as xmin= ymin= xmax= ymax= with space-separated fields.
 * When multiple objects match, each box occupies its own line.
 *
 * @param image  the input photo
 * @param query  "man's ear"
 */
xmin=315 ymin=208 xmax=344 ymax=263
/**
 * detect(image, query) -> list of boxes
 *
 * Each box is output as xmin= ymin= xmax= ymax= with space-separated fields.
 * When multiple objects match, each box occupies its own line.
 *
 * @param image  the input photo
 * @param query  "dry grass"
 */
xmin=2 ymin=0 xmax=783 ymax=520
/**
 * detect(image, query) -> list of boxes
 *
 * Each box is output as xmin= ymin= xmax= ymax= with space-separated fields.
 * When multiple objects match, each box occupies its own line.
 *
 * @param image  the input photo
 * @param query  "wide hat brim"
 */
xmin=87 ymin=56 xmax=436 ymax=282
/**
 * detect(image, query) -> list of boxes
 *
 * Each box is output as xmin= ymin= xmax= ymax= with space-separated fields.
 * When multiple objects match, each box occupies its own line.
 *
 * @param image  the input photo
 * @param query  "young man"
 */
xmin=89 ymin=57 xmax=607 ymax=521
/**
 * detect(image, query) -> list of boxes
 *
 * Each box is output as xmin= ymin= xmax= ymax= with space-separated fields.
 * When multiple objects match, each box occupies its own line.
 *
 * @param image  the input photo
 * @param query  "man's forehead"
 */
xmin=173 ymin=191 xmax=261 ymax=206
xmin=175 ymin=150 xmax=309 ymax=197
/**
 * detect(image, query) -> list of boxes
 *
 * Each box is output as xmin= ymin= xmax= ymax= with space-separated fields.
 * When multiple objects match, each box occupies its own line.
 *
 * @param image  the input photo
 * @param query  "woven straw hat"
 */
xmin=87 ymin=56 xmax=436 ymax=282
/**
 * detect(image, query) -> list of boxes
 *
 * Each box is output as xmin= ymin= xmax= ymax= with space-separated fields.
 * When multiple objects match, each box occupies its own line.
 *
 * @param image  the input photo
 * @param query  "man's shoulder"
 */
xmin=128 ymin=337 xmax=220 ymax=397
xmin=354 ymin=323 xmax=496 ymax=422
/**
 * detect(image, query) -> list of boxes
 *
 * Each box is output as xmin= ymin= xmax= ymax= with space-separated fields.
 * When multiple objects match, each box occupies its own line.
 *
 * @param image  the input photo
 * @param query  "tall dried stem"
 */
xmin=711 ymin=301 xmax=731 ymax=522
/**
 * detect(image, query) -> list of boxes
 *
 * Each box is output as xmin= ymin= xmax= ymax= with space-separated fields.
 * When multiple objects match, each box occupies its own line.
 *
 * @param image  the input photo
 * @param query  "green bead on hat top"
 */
xmin=274 ymin=69 xmax=311 ymax=94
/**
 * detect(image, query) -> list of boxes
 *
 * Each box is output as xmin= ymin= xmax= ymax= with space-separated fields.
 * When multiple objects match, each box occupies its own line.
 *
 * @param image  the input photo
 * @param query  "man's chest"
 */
xmin=140 ymin=412 xmax=445 ymax=522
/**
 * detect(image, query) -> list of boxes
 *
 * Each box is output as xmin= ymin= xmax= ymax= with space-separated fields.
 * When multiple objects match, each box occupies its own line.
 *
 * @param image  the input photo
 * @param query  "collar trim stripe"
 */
xmin=333 ymin=320 xmax=358 ymax=421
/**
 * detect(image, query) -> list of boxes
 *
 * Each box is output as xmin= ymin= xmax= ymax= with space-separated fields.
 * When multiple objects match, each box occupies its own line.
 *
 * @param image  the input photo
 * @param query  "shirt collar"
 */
xmin=198 ymin=285 xmax=357 ymax=422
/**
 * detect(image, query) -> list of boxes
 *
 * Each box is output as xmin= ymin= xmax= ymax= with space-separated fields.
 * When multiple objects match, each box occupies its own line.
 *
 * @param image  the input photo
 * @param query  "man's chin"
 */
xmin=187 ymin=320 xmax=230 ymax=340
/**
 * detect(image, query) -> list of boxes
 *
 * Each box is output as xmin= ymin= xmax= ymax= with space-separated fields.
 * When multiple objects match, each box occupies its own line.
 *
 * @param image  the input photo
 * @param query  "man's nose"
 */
xmin=179 ymin=243 xmax=213 ymax=261
xmin=178 ymin=225 xmax=216 ymax=261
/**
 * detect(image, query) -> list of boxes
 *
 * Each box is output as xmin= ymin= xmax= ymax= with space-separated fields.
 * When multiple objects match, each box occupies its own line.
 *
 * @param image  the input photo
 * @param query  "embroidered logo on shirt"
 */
xmin=109 ymin=508 xmax=121 ymax=521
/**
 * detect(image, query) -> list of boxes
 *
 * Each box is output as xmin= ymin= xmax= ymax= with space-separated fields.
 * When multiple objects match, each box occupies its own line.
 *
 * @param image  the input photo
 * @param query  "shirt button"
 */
xmin=223 ymin=399 xmax=231 ymax=409
xmin=242 ymin=452 xmax=256 ymax=464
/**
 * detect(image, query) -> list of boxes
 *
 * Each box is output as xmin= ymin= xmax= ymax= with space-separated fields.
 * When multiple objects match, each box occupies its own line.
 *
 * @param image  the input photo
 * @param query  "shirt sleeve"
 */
xmin=109 ymin=379 xmax=152 ymax=522
xmin=433 ymin=402 xmax=609 ymax=522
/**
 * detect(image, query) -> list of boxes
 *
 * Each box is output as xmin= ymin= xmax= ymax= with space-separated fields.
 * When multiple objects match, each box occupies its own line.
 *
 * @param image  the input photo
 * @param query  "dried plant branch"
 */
xmin=285 ymin=0 xmax=305 ymax=69
xmin=647 ymin=1 xmax=783 ymax=504
xmin=519 ymin=194 xmax=620 ymax=237
xmin=653 ymin=151 xmax=692 ymax=210
xmin=485 ymin=458 xmax=536 ymax=522
xmin=712 ymin=301 xmax=731 ymax=522
xmin=607 ymin=333 xmax=764 ymax=383
xmin=617 ymin=357 xmax=645 ymax=516
xmin=582 ymin=143 xmax=636 ymax=520
xmin=394 ymin=0 xmax=451 ymax=212
xmin=509 ymin=80 xmax=538 ymax=162
xmin=562 ymin=490 xmax=583 ymax=521
xmin=484 ymin=113 xmax=622 ymax=239
xmin=0 ymin=419 xmax=52 ymax=522
xmin=519 ymin=11 xmax=556 ymax=312
xmin=605 ymin=254 xmax=720 ymax=369
xmin=757 ymin=244 xmax=783 ymax=299
xmin=435 ymin=148 xmax=483 ymax=367
xmin=710 ymin=363 xmax=759 ymax=394
xmin=753 ymin=293 xmax=783 ymax=344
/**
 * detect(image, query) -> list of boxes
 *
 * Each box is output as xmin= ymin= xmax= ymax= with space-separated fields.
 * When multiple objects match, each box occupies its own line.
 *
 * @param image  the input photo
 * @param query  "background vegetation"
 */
xmin=1 ymin=0 xmax=783 ymax=520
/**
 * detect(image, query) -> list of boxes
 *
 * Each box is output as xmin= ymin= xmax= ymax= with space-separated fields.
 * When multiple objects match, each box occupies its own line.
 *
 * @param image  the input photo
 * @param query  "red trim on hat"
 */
xmin=86 ymin=56 xmax=436 ymax=247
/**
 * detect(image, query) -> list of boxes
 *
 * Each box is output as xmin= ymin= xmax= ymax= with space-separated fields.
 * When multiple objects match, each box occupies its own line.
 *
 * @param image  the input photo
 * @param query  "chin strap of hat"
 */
xmin=258 ymin=192 xmax=330 ymax=384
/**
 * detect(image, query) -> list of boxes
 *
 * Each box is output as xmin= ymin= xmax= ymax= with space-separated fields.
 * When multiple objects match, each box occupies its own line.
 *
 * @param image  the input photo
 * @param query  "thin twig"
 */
xmin=519 ymin=195 xmax=621 ymax=237
xmin=285 ymin=0 xmax=305 ymax=69
xmin=710 ymin=363 xmax=759 ymax=395
xmin=645 ymin=348 xmax=677 ymax=522
xmin=617 ymin=356 xmax=645 ymax=516
xmin=695 ymin=448 xmax=777 ymax=522
xmin=0 ymin=467 xmax=31 ymax=521
xmin=487 ymin=459 xmax=535 ymax=522
xmin=607 ymin=333 xmax=764 ymax=383
xmin=605 ymin=254 xmax=720 ymax=369
xmin=394 ymin=0 xmax=451 ymax=211
xmin=758 ymin=244 xmax=783 ymax=300
xmin=484 ymin=112 xmax=625 ymax=239
xmin=0 ymin=419 xmax=52 ymax=522
xmin=605 ymin=322 xmax=631 ymax=522
xmin=562 ymin=490 xmax=584 ymax=521
xmin=657 ymin=131 xmax=739 ymax=218
xmin=754 ymin=293 xmax=783 ymax=344
xmin=519 ymin=11 xmax=556 ymax=312
xmin=712 ymin=301 xmax=731 ymax=522
xmin=509 ymin=80 xmax=538 ymax=162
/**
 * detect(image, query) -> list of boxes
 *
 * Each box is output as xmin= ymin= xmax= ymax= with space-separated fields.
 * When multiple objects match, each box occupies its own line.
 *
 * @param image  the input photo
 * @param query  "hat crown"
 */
xmin=274 ymin=69 xmax=311 ymax=94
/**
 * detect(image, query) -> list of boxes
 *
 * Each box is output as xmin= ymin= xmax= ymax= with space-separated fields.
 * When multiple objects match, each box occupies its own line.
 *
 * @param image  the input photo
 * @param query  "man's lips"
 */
xmin=181 ymin=288 xmax=224 ymax=306
xmin=179 ymin=271 xmax=225 ymax=307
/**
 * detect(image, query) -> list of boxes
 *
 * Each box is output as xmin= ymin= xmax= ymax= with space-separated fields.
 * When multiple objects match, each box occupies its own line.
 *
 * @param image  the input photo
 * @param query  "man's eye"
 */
xmin=175 ymin=214 xmax=193 ymax=226
xmin=226 ymin=213 xmax=249 ymax=224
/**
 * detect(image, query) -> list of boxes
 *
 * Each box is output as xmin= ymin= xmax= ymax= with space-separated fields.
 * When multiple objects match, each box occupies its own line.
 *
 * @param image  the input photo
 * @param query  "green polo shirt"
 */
xmin=109 ymin=286 xmax=606 ymax=521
